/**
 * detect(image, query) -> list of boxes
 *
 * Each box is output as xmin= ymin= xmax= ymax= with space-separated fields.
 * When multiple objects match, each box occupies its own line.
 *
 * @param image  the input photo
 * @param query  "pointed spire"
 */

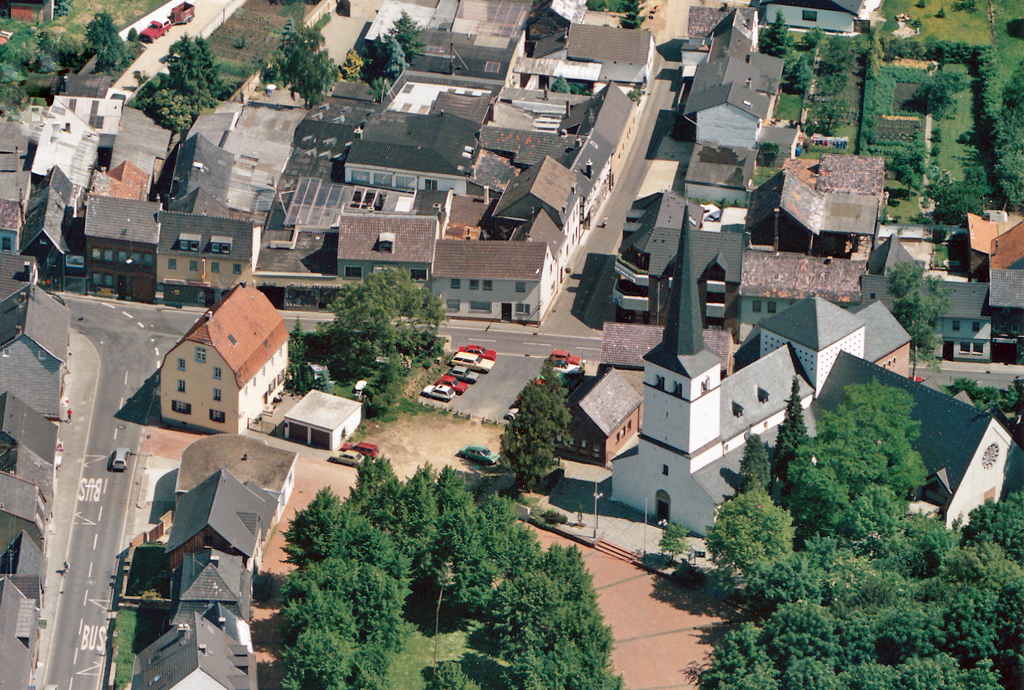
xmin=662 ymin=209 xmax=705 ymax=357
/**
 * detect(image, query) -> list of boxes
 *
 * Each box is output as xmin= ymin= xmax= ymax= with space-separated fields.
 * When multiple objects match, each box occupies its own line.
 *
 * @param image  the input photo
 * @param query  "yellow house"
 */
xmin=161 ymin=285 xmax=288 ymax=434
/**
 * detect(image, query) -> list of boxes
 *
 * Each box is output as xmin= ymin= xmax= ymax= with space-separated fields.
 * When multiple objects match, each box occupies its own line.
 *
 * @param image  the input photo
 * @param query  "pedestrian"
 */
xmin=67 ymin=408 xmax=72 ymax=423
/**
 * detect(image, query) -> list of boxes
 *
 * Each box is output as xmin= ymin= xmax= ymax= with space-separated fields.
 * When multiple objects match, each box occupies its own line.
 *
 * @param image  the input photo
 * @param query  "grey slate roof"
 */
xmin=171 ymin=134 xmax=233 ymax=206
xmin=511 ymin=209 xmax=567 ymax=256
xmin=740 ymin=253 xmax=865 ymax=303
xmin=494 ymin=155 xmax=578 ymax=225
xmin=0 ymin=285 xmax=70 ymax=362
xmin=432 ymin=239 xmax=549 ymax=280
xmin=685 ymin=80 xmax=771 ymax=118
xmin=719 ymin=344 xmax=813 ymax=442
xmin=572 ymin=369 xmax=642 ymax=436
xmin=348 ymin=111 xmax=480 ymax=178
xmin=110 ymin=107 xmax=171 ymax=178
xmin=171 ymin=549 xmax=251 ymax=625
xmin=989 ymin=269 xmax=1024 ymax=309
xmin=21 ymin=167 xmax=75 ymax=255
xmin=747 ymin=170 xmax=824 ymax=236
xmin=167 ymin=188 xmax=232 ymax=219
xmin=0 ymin=256 xmax=36 ymax=303
xmin=472 ymin=149 xmax=517 ymax=191
xmin=867 ymin=235 xmax=916 ymax=275
xmin=816 ymin=154 xmax=885 ymax=196
xmin=0 ymin=531 xmax=45 ymax=580
xmin=685 ymin=144 xmax=755 ymax=189
xmin=691 ymin=443 xmax=745 ymax=508
xmin=84 ymin=196 xmax=161 ymax=244
xmin=759 ymin=296 xmax=864 ymax=350
xmin=157 ymin=211 xmax=254 ymax=262
xmin=479 ymin=126 xmax=581 ymax=168
xmin=849 ymin=301 xmax=911 ymax=362
xmin=0 ymin=473 xmax=44 ymax=539
xmin=165 ymin=469 xmax=269 ymax=559
xmin=764 ymin=0 xmax=864 ymax=16
xmin=336 ymin=215 xmax=437 ymax=265
xmin=859 ymin=275 xmax=990 ymax=320
xmin=0 ymin=577 xmax=34 ymax=690
xmin=177 ymin=434 xmax=296 ymax=497
xmin=566 ymin=24 xmax=651 ymax=66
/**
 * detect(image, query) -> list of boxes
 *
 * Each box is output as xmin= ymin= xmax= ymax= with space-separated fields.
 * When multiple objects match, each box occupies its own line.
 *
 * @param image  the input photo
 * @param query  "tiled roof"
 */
xmin=479 ymin=126 xmax=580 ymax=168
xmin=0 ymin=255 xmax=35 ymax=303
xmin=172 ymin=285 xmax=287 ymax=387
xmin=0 ymin=199 xmax=19 ymax=232
xmin=0 ymin=391 xmax=58 ymax=464
xmin=688 ymin=6 xmax=735 ymax=38
xmin=432 ymin=239 xmax=549 ymax=280
xmin=720 ymin=344 xmax=813 ymax=442
xmin=601 ymin=323 xmax=734 ymax=372
xmin=747 ymin=171 xmax=825 ymax=236
xmin=157 ymin=211 xmax=254 ymax=262
xmin=494 ymin=155 xmax=577 ymax=224
xmin=565 ymin=24 xmax=652 ymax=66
xmin=110 ymin=107 xmax=171 ymax=179
xmin=513 ymin=208 xmax=566 ymax=256
xmin=448 ymin=196 xmax=496 ymax=235
xmin=172 ymin=134 xmax=233 ymax=206
xmin=173 ymin=549 xmax=250 ymax=623
xmin=760 ymin=296 xmax=864 ymax=350
xmin=991 ymin=220 xmax=1024 ymax=270
xmin=685 ymin=144 xmax=755 ymax=189
xmin=740 ymin=252 xmax=865 ymax=303
xmin=165 ymin=469 xmax=268 ymax=559
xmin=472 ymin=149 xmax=516 ymax=192
xmin=967 ymin=213 xmax=998 ymax=254
xmin=336 ymin=215 xmax=437 ymax=265
xmin=572 ymin=369 xmax=642 ymax=436
xmin=90 ymin=161 xmax=149 ymax=200
xmin=84 ymin=196 xmax=161 ymax=244
xmin=815 ymin=154 xmax=885 ymax=196
xmin=348 ymin=111 xmax=480 ymax=178
xmin=0 ymin=285 xmax=70 ymax=362
xmin=990 ymin=269 xmax=1024 ymax=309
xmin=177 ymin=434 xmax=296 ymax=497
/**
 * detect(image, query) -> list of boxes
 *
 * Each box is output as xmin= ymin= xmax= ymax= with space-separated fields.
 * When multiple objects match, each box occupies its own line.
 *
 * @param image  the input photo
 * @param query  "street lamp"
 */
xmin=593 ymin=480 xmax=604 ymax=540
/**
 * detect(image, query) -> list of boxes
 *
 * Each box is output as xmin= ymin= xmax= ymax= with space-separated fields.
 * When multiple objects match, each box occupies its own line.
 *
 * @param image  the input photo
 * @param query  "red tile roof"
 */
xmin=90 ymin=160 xmax=149 ymax=200
xmin=174 ymin=285 xmax=287 ymax=387
xmin=991 ymin=220 xmax=1024 ymax=270
xmin=967 ymin=213 xmax=998 ymax=254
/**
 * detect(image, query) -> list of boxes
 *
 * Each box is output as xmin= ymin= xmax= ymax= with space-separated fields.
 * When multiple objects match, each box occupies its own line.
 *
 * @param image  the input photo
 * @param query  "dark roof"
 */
xmin=867 ymin=235 xmax=916 ymax=275
xmin=61 ymin=73 xmax=112 ymax=98
xmin=284 ymin=99 xmax=377 ymax=182
xmin=764 ymin=0 xmax=864 ymax=16
xmin=409 ymin=29 xmax=520 ymax=82
xmin=479 ymin=126 xmax=581 ymax=168
xmin=431 ymin=90 xmax=492 ymax=125
xmin=432 ymin=239 xmax=549 ymax=280
xmin=813 ymin=351 xmax=997 ymax=500
xmin=601 ymin=322 xmax=730 ymax=371
xmin=759 ymin=296 xmax=864 ymax=350
xmin=990 ymin=269 xmax=1024 ymax=309
xmin=172 ymin=549 xmax=251 ymax=624
xmin=849 ymin=301 xmax=911 ymax=362
xmin=177 ymin=434 xmax=295 ymax=496
xmin=0 ymin=256 xmax=36 ymax=303
xmin=688 ymin=6 xmax=736 ymax=38
xmin=172 ymin=134 xmax=233 ymax=206
xmin=747 ymin=170 xmax=824 ymax=236
xmin=21 ymin=167 xmax=75 ymax=255
xmin=157 ymin=211 xmax=253 ymax=262
xmin=348 ymin=111 xmax=480 ymax=178
xmin=0 ymin=199 xmax=18 ymax=232
xmin=165 ymin=469 xmax=269 ymax=558
xmin=472 ymin=149 xmax=516 ymax=191
xmin=0 ymin=577 xmax=34 ymax=690
xmin=720 ymin=344 xmax=813 ymax=442
xmin=685 ymin=79 xmax=772 ymax=118
xmin=685 ymin=144 xmax=755 ymax=189
xmin=512 ymin=208 xmax=566 ymax=256
xmin=0 ymin=531 xmax=45 ymax=580
xmin=255 ymin=231 xmax=337 ymax=276
xmin=0 ymin=391 xmax=58 ymax=463
xmin=336 ymin=215 xmax=437 ymax=265
xmin=493 ymin=155 xmax=577 ymax=225
xmin=815 ymin=154 xmax=885 ymax=196
xmin=167 ymin=187 xmax=232 ymax=219
xmin=110 ymin=107 xmax=171 ymax=177
xmin=740 ymin=253 xmax=865 ymax=303
xmin=0 ymin=285 xmax=70 ymax=362
xmin=859 ymin=274 xmax=990 ymax=319
xmin=84 ymin=196 xmax=161 ymax=244
xmin=565 ymin=24 xmax=652 ymax=65
xmin=0 ymin=473 xmax=43 ymax=534
xmin=571 ymin=369 xmax=642 ymax=436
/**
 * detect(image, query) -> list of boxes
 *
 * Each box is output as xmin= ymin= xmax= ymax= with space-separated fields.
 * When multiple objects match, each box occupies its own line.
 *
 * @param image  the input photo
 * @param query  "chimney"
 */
xmin=218 ymin=616 xmax=226 ymax=624
xmin=484 ymin=185 xmax=490 ymax=204
xmin=565 ymin=99 xmax=571 ymax=118
xmin=210 ymin=553 xmax=219 ymax=563
xmin=585 ymin=160 xmax=592 ymax=178
xmin=198 ymin=643 xmax=207 ymax=654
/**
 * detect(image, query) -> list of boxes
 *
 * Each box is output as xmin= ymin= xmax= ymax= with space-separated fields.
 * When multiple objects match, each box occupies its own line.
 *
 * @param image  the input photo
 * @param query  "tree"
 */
xmin=808 ymin=98 xmax=846 ymax=136
xmin=52 ymin=0 xmax=70 ymax=17
xmin=281 ymin=626 xmax=354 ymax=690
xmin=773 ymin=377 xmax=808 ymax=490
xmin=286 ymin=319 xmax=315 ymax=395
xmin=658 ymin=523 xmax=691 ymax=561
xmin=387 ymin=11 xmax=424 ymax=61
xmin=340 ymin=49 xmax=364 ymax=81
xmin=139 ymin=35 xmax=229 ymax=132
xmin=429 ymin=661 xmax=480 ymax=690
xmin=962 ymin=492 xmax=1024 ymax=565
xmin=699 ymin=623 xmax=779 ymax=690
xmin=759 ymin=13 xmax=792 ymax=59
xmin=740 ymin=435 xmax=771 ymax=492
xmin=551 ymin=75 xmax=571 ymax=94
xmin=705 ymin=487 xmax=794 ymax=574
xmin=888 ymin=261 xmax=948 ymax=377
xmin=283 ymin=487 xmax=345 ymax=568
xmin=620 ymin=0 xmax=643 ymax=30
xmin=928 ymin=165 xmax=990 ymax=225
xmin=382 ymin=37 xmax=406 ymax=82
xmin=278 ymin=24 xmax=337 ymax=107
xmin=500 ymin=361 xmax=570 ymax=490
xmin=920 ymin=70 xmax=967 ymax=119
xmin=85 ymin=12 xmax=130 ymax=75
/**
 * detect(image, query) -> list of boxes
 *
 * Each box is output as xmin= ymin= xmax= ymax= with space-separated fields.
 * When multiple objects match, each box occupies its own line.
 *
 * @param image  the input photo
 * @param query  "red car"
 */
xmin=341 ymin=441 xmax=380 ymax=458
xmin=459 ymin=344 xmax=497 ymax=361
xmin=438 ymin=375 xmax=469 ymax=394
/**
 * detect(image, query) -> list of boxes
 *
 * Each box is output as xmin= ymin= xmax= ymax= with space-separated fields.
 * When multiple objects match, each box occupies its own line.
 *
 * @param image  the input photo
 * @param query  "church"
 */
xmin=612 ymin=209 xmax=1024 ymax=536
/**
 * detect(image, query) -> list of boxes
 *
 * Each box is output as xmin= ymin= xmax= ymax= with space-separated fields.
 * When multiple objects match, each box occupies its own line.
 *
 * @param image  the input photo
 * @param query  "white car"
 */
xmin=422 ymin=384 xmax=456 ymax=402
xmin=450 ymin=352 xmax=494 ymax=373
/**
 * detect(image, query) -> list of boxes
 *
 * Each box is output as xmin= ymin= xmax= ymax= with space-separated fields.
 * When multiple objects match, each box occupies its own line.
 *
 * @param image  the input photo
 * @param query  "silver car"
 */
xmin=110 ymin=447 xmax=130 ymax=472
xmin=448 ymin=366 xmax=480 ymax=384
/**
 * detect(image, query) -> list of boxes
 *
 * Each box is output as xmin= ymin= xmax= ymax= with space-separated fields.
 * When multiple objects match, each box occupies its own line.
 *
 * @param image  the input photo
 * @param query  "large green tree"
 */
xmin=500 ymin=361 xmax=570 ymax=490
xmin=619 ymin=0 xmax=643 ymax=30
xmin=705 ymin=487 xmax=794 ymax=574
xmin=772 ymin=377 xmax=808 ymax=492
xmin=387 ymin=11 xmax=424 ymax=61
xmin=740 ymin=434 xmax=771 ymax=492
xmin=85 ymin=12 xmax=130 ymax=75
xmin=283 ymin=487 xmax=345 ymax=568
xmin=887 ymin=260 xmax=948 ymax=377
xmin=759 ymin=12 xmax=792 ymax=59
xmin=278 ymin=24 xmax=337 ymax=107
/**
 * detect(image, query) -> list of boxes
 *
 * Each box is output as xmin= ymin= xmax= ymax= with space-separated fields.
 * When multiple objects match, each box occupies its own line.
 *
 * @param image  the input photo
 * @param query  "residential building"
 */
xmin=0 ymin=198 xmax=21 ymax=256
xmin=967 ymin=212 xmax=997 ymax=281
xmin=0 ymin=576 xmax=37 ymax=690
xmin=989 ymin=269 xmax=1024 ymax=363
xmin=157 ymin=211 xmax=256 ymax=307
xmin=493 ymin=155 xmax=583 ymax=255
xmin=0 ymin=390 xmax=59 ymax=507
xmin=762 ymin=0 xmax=866 ymax=33
xmin=991 ymin=218 xmax=1024 ymax=271
xmin=524 ymin=0 xmax=587 ymax=58
xmin=563 ymin=24 xmax=655 ymax=86
xmin=283 ymin=390 xmax=362 ymax=451
xmin=109 ymin=107 xmax=172 ymax=196
xmin=0 ymin=531 xmax=46 ymax=606
xmin=25 ymin=103 xmax=101 ymax=189
xmin=53 ymin=91 xmax=123 ymax=149
xmin=20 ymin=166 xmax=85 ymax=293
xmin=336 ymin=215 xmax=439 ymax=284
xmin=84 ymin=196 xmax=161 ymax=302
xmin=161 ymin=285 xmax=287 ymax=434
xmin=848 ymin=301 xmax=912 ymax=376
xmin=0 ymin=255 xmax=37 ymax=302
xmin=556 ymin=369 xmax=643 ymax=467
xmin=683 ymin=144 xmax=756 ymax=204
xmin=0 ymin=285 xmax=70 ymax=420
xmin=170 ymin=549 xmax=252 ymax=631
xmin=0 ymin=472 xmax=46 ymax=549
xmin=90 ymin=161 xmax=150 ymax=201
xmin=867 ymin=233 xmax=917 ymax=276
xmin=432 ymin=238 xmax=556 ymax=324
xmin=0 ymin=124 xmax=32 ymax=247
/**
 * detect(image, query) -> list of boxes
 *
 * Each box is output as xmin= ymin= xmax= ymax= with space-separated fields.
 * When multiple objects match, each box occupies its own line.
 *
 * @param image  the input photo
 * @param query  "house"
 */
xmin=0 ymin=285 xmax=70 ymax=420
xmin=432 ymin=238 xmax=556 ymax=325
xmin=165 ymin=469 xmax=272 ymax=571
xmin=738 ymin=252 xmax=865 ymax=333
xmin=0 ymin=472 xmax=46 ymax=549
xmin=0 ymin=197 xmax=20 ymax=256
xmin=20 ymin=166 xmax=85 ymax=293
xmin=26 ymin=103 xmax=100 ymax=189
xmin=615 ymin=191 xmax=746 ymax=333
xmin=284 ymin=390 xmax=362 ymax=451
xmin=109 ymin=107 xmax=172 ymax=195
xmin=991 ymin=218 xmax=1024 ymax=271
xmin=0 ymin=124 xmax=32 ymax=247
xmin=0 ymin=531 xmax=46 ymax=605
xmin=0 ymin=576 xmax=37 ymax=690
xmin=84 ymin=196 xmax=161 ymax=302
xmin=967 ymin=212 xmax=998 ymax=281
xmin=176 ymin=434 xmax=297 ymax=526
xmin=336 ymin=215 xmax=439 ymax=284
xmin=53 ymin=91 xmax=123 ymax=149
xmin=493 ymin=155 xmax=583 ymax=255
xmin=683 ymin=144 xmax=756 ymax=204
xmin=161 ymin=285 xmax=288 ymax=434
xmin=169 ymin=134 xmax=235 ymax=212
xmin=0 ymin=255 xmax=36 ymax=301
xmin=282 ymin=88 xmax=378 ymax=187
xmin=989 ymin=269 xmax=1024 ymax=363
xmin=683 ymin=9 xmax=783 ymax=149
xmin=0 ymin=391 xmax=59 ymax=504
xmin=524 ymin=0 xmax=587 ymax=58
xmin=157 ymin=211 xmax=256 ymax=308
xmin=762 ymin=0 xmax=866 ymax=33
xmin=170 ymin=549 xmax=252 ymax=632
xmin=90 ymin=161 xmax=150 ymax=201
xmin=130 ymin=612 xmax=257 ymax=690
xmin=556 ymin=369 xmax=642 ymax=467
xmin=601 ymin=321 xmax=733 ymax=376
xmin=563 ymin=24 xmax=655 ymax=86
xmin=867 ymin=234 xmax=917 ymax=275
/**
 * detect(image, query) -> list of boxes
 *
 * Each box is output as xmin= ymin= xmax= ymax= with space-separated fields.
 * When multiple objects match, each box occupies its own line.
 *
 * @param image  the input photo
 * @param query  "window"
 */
xmin=469 ymin=279 xmax=479 ymax=290
xmin=767 ymin=301 xmax=777 ymax=314
xmin=196 ymin=347 xmax=206 ymax=362
xmin=952 ymin=320 xmax=960 ymax=331
xmin=580 ymin=440 xmax=587 ymax=450
xmin=752 ymin=300 xmax=762 ymax=313
xmin=1 ymin=238 xmax=9 ymax=252
xmin=171 ymin=400 xmax=191 ymax=414
xmin=92 ymin=273 xmax=102 ymax=286
xmin=662 ymin=464 xmax=669 ymax=476
xmin=483 ymin=280 xmax=492 ymax=291
xmin=411 ymin=268 xmax=428 ymax=281
xmin=144 ymin=254 xmax=153 ymax=267
xmin=189 ymin=260 xmax=198 ymax=272
xmin=372 ymin=172 xmax=393 ymax=187
xmin=973 ymin=342 xmax=984 ymax=353
xmin=213 ymin=388 xmax=221 ymax=401
xmin=345 ymin=266 xmax=363 ymax=279
xmin=209 ymin=409 xmax=225 ymax=423
xmin=447 ymin=299 xmax=460 ymax=311
xmin=515 ymin=282 xmax=526 ymax=293
xmin=118 ymin=250 xmax=127 ymax=263
xmin=211 ymin=262 xmax=220 ymax=273
xmin=233 ymin=264 xmax=241 ymax=275
xmin=177 ymin=380 xmax=186 ymax=393
xmin=213 ymin=367 xmax=222 ymax=380
xmin=131 ymin=252 xmax=141 ymax=265
xmin=424 ymin=179 xmax=438 ymax=191
xmin=351 ymin=170 xmax=370 ymax=184
xmin=450 ymin=278 xmax=461 ymax=290
xmin=973 ymin=321 xmax=981 ymax=332
xmin=104 ymin=248 xmax=114 ymax=262
xmin=469 ymin=301 xmax=491 ymax=312
xmin=516 ymin=303 xmax=531 ymax=314
xmin=91 ymin=247 xmax=101 ymax=259
xmin=395 ymin=175 xmax=416 ymax=190
xmin=168 ymin=258 xmax=177 ymax=270
xmin=960 ymin=342 xmax=970 ymax=353
xmin=104 ymin=274 xmax=113 ymax=287
xmin=177 ymin=358 xmax=186 ymax=371
xmin=484 ymin=60 xmax=501 ymax=74
xmin=802 ymin=9 xmax=818 ymax=20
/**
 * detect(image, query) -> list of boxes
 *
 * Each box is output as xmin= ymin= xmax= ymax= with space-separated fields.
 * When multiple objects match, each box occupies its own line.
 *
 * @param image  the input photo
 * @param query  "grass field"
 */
xmin=125 ymin=544 xmax=171 ymax=598
xmin=932 ymin=64 xmax=975 ymax=180
xmin=776 ymin=93 xmax=803 ymax=121
xmin=884 ymin=179 xmax=922 ymax=223
xmin=113 ymin=608 xmax=167 ymax=689
xmin=46 ymin=0 xmax=170 ymax=37
xmin=880 ymin=0 xmax=991 ymax=47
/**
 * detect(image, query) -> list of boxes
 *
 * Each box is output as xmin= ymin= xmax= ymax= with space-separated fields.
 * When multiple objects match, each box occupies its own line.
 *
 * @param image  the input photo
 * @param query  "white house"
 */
xmin=762 ymin=0 xmax=865 ymax=33
xmin=284 ymin=390 xmax=362 ymax=451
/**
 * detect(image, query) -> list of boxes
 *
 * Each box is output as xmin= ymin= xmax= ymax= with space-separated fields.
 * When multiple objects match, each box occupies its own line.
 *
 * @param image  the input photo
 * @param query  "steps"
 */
xmin=594 ymin=538 xmax=639 ymax=564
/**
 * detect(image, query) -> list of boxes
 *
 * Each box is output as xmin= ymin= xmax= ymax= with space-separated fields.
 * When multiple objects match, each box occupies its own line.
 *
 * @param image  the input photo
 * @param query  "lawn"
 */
xmin=125 ymin=544 xmax=171 ymax=598
xmin=932 ymin=64 xmax=975 ymax=181
xmin=46 ymin=0 xmax=170 ymax=37
xmin=753 ymin=166 xmax=781 ymax=187
xmin=113 ymin=608 xmax=167 ymax=690
xmin=879 ymin=0 xmax=990 ymax=47
xmin=776 ymin=93 xmax=803 ymax=121
xmin=883 ymin=179 xmax=922 ymax=223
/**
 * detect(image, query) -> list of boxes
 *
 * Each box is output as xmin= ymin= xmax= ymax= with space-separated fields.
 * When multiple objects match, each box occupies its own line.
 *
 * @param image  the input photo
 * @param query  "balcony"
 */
xmin=614 ymin=256 xmax=649 ymax=287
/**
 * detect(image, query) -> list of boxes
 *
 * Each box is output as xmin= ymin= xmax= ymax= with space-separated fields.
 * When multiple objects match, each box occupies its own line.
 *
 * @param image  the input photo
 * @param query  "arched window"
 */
xmin=701 ymin=377 xmax=710 ymax=394
xmin=656 ymin=490 xmax=670 ymax=522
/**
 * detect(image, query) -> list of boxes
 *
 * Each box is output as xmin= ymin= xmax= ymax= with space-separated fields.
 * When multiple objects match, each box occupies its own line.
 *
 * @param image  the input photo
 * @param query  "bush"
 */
xmin=936 ymin=6 xmax=945 ymax=17
xmin=127 ymin=28 xmax=139 ymax=43
xmin=539 ymin=509 xmax=568 ymax=525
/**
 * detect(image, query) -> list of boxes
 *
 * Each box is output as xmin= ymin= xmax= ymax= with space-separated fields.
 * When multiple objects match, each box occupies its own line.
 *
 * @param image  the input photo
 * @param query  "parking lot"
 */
xmin=424 ymin=353 xmax=547 ymax=422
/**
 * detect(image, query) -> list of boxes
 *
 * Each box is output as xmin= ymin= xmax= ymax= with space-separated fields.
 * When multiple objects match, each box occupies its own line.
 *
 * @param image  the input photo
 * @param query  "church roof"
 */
xmin=759 ymin=296 xmax=864 ymax=350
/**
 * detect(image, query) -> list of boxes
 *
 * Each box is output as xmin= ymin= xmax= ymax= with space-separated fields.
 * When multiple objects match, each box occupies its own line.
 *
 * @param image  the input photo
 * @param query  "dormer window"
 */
xmin=377 ymin=232 xmax=395 ymax=253
xmin=757 ymin=386 xmax=769 ymax=403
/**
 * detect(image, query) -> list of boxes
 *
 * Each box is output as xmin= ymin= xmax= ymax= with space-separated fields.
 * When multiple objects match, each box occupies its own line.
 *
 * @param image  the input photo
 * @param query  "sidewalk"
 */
xmin=36 ymin=330 xmax=102 ymax=686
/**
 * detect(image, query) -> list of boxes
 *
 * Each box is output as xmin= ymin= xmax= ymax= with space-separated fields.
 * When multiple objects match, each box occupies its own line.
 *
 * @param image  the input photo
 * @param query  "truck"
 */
xmin=139 ymin=2 xmax=194 ymax=42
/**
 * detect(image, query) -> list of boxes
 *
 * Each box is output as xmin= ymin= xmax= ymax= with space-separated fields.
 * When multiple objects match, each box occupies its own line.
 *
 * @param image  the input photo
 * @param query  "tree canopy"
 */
xmin=887 ymin=261 xmax=948 ymax=376
xmin=706 ymin=487 xmax=794 ymax=574
xmin=134 ymin=35 xmax=227 ymax=133
xmin=85 ymin=12 xmax=131 ymax=75
xmin=500 ymin=361 xmax=571 ymax=490
xmin=277 ymin=24 xmax=337 ymax=107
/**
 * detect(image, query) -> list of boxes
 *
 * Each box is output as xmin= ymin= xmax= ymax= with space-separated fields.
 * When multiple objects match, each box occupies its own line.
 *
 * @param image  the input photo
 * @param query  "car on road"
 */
xmin=458 ymin=344 xmax=497 ymax=361
xmin=447 ymin=366 xmax=480 ymax=384
xmin=450 ymin=352 xmax=494 ymax=373
xmin=329 ymin=450 xmax=365 ymax=467
xmin=437 ymin=375 xmax=469 ymax=394
xmin=549 ymin=349 xmax=585 ymax=374
xmin=422 ymin=384 xmax=456 ymax=402
xmin=458 ymin=444 xmax=500 ymax=466
xmin=109 ymin=447 xmax=130 ymax=472
xmin=341 ymin=441 xmax=380 ymax=458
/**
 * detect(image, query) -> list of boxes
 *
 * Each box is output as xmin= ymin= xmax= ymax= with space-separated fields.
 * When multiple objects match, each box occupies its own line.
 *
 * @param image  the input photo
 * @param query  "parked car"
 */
xmin=329 ymin=450 xmax=365 ymax=467
xmin=353 ymin=380 xmax=367 ymax=400
xmin=341 ymin=441 xmax=380 ymax=458
xmin=458 ymin=444 xmax=500 ymax=466
xmin=447 ymin=366 xmax=480 ymax=384
xmin=458 ymin=344 xmax=497 ymax=361
xmin=437 ymin=375 xmax=469 ymax=394
xmin=504 ymin=407 xmax=519 ymax=421
xmin=450 ymin=352 xmax=494 ymax=373
xmin=139 ymin=1 xmax=194 ymax=41
xmin=109 ymin=447 xmax=130 ymax=472
xmin=422 ymin=384 xmax=456 ymax=402
xmin=549 ymin=349 xmax=585 ymax=374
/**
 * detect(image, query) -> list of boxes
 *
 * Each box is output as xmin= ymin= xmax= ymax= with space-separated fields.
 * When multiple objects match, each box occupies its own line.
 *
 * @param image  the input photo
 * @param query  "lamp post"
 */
xmin=593 ymin=480 xmax=604 ymax=540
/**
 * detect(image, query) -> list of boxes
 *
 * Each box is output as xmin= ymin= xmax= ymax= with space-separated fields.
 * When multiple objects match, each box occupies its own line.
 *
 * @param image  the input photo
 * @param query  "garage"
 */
xmin=309 ymin=428 xmax=331 ymax=449
xmin=283 ymin=390 xmax=363 ymax=451
xmin=288 ymin=421 xmax=309 ymax=443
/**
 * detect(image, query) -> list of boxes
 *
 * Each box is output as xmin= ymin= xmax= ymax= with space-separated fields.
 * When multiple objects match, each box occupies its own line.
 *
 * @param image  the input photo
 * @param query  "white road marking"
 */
xmin=88 ymin=596 xmax=108 ymax=610
xmin=474 ymin=339 xmax=498 ymax=343
xmin=74 ymin=512 xmax=96 ymax=526
xmin=120 ymin=398 xmax=124 ymax=408
xmin=93 ymin=534 xmax=97 ymax=548
xmin=83 ymin=589 xmax=87 ymax=605
xmin=113 ymin=427 xmax=118 ymax=439
xmin=98 ymin=506 xmax=102 ymax=521
xmin=74 ymin=646 xmax=78 ymax=664
xmin=121 ymin=311 xmax=132 ymax=318
xmin=88 ymin=562 xmax=92 ymax=578
xmin=138 ymin=322 xmax=145 ymax=328
xmin=124 ymin=371 xmax=128 ymax=385
xmin=76 ymin=661 xmax=102 ymax=677
xmin=532 ymin=343 xmax=553 ymax=348
xmin=78 ymin=619 xmax=83 ymax=635
xmin=103 ymin=303 xmax=115 ymax=309
xmin=154 ymin=346 xmax=159 ymax=356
